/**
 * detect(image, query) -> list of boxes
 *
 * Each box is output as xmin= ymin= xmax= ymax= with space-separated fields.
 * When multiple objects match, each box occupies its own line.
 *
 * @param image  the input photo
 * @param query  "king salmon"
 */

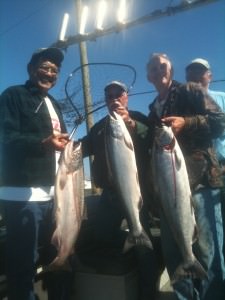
xmin=151 ymin=124 xmax=207 ymax=283
xmin=105 ymin=111 xmax=153 ymax=252
xmin=50 ymin=140 xmax=85 ymax=267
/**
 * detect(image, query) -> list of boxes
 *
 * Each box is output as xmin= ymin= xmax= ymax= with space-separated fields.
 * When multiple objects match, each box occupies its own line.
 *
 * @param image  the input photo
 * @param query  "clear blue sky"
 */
xmin=1 ymin=0 xmax=225 ymax=177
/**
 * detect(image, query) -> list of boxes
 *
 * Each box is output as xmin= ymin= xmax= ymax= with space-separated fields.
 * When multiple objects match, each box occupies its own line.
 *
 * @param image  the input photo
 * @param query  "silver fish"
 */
xmin=151 ymin=125 xmax=207 ymax=283
xmin=50 ymin=140 xmax=85 ymax=267
xmin=105 ymin=111 xmax=153 ymax=252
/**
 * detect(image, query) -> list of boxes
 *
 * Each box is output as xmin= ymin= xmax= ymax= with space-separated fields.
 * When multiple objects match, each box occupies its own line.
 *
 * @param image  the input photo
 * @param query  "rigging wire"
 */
xmin=0 ymin=0 xmax=51 ymax=37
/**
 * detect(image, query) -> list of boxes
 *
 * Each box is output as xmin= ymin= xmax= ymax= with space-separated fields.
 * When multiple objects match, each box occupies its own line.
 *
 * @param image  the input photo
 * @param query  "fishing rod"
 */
xmin=64 ymin=62 xmax=137 ymax=139
xmin=63 ymin=60 xmax=225 ymax=139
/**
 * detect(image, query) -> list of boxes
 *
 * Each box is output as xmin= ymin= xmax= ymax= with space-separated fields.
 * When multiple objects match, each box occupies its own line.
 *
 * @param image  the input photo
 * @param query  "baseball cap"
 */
xmin=28 ymin=47 xmax=64 ymax=67
xmin=104 ymin=81 xmax=128 ymax=93
xmin=186 ymin=58 xmax=210 ymax=70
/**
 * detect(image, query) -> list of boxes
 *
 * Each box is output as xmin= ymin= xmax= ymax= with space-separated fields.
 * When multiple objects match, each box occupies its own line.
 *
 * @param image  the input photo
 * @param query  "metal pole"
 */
xmin=52 ymin=0 xmax=220 ymax=48
xmin=75 ymin=0 xmax=101 ymax=195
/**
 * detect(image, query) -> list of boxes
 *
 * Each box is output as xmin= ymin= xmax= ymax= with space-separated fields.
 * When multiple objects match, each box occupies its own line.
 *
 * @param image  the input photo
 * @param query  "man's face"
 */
xmin=28 ymin=58 xmax=59 ymax=92
xmin=105 ymin=85 xmax=128 ymax=113
xmin=146 ymin=55 xmax=173 ymax=89
xmin=185 ymin=64 xmax=211 ymax=88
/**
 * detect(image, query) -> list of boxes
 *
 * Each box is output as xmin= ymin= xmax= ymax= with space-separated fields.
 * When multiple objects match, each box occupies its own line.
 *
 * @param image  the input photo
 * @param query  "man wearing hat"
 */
xmin=0 ymin=48 xmax=70 ymax=299
xmin=186 ymin=58 xmax=225 ymax=298
xmin=146 ymin=53 xmax=225 ymax=300
xmin=186 ymin=58 xmax=225 ymax=165
xmin=79 ymin=80 xmax=162 ymax=300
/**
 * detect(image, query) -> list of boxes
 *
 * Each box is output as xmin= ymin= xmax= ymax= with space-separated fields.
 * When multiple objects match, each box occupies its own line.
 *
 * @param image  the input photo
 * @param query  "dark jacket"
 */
xmin=0 ymin=81 xmax=67 ymax=187
xmin=148 ymin=80 xmax=225 ymax=189
xmin=81 ymin=111 xmax=151 ymax=193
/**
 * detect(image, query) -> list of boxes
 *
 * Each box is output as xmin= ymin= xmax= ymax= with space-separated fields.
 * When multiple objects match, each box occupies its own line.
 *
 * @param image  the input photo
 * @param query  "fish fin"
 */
xmin=174 ymin=149 xmax=182 ymax=169
xmin=124 ymin=134 xmax=134 ymax=151
xmin=51 ymin=228 xmax=61 ymax=250
xmin=192 ymin=223 xmax=198 ymax=244
xmin=122 ymin=230 xmax=153 ymax=253
xmin=81 ymin=202 xmax=88 ymax=220
xmin=59 ymin=173 xmax=67 ymax=190
xmin=170 ymin=258 xmax=208 ymax=284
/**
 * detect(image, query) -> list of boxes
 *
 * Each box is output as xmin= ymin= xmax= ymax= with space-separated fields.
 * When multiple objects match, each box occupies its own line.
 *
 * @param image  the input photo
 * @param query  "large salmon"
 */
xmin=151 ymin=124 xmax=207 ymax=283
xmin=50 ymin=140 xmax=85 ymax=267
xmin=105 ymin=111 xmax=152 ymax=252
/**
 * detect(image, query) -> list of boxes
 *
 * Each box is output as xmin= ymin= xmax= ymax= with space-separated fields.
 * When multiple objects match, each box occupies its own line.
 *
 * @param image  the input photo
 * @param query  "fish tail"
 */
xmin=171 ymin=258 xmax=208 ymax=284
xmin=48 ymin=256 xmax=72 ymax=270
xmin=122 ymin=230 xmax=153 ymax=253
xmin=49 ymin=243 xmax=74 ymax=268
xmin=49 ymin=256 xmax=65 ymax=268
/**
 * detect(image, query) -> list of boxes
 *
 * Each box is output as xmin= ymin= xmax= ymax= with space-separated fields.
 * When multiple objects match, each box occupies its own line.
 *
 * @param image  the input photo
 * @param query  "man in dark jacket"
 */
xmin=146 ymin=53 xmax=225 ymax=300
xmin=0 ymin=48 xmax=70 ymax=300
xmin=81 ymin=81 xmax=162 ymax=300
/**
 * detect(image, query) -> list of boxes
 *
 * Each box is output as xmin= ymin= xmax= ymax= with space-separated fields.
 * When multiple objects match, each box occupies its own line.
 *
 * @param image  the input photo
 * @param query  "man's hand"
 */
xmin=42 ymin=131 xmax=69 ymax=151
xmin=112 ymin=102 xmax=135 ymax=128
xmin=161 ymin=116 xmax=185 ymax=135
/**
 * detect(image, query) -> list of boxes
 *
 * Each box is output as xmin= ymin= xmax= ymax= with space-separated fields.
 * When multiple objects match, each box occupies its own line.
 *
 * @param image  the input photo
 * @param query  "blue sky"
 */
xmin=1 ymin=0 xmax=225 ymax=177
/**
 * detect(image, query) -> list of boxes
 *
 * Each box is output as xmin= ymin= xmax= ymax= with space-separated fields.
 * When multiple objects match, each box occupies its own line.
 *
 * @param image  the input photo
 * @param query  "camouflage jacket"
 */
xmin=148 ymin=80 xmax=225 ymax=190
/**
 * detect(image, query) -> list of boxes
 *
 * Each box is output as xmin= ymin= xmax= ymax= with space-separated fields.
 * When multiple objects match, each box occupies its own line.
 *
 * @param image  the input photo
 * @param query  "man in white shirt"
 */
xmin=0 ymin=47 xmax=70 ymax=300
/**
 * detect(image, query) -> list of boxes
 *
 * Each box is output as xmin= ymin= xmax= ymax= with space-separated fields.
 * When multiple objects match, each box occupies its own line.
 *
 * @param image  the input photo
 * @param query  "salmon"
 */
xmin=50 ymin=140 xmax=85 ymax=266
xmin=151 ymin=124 xmax=207 ymax=283
xmin=105 ymin=111 xmax=153 ymax=252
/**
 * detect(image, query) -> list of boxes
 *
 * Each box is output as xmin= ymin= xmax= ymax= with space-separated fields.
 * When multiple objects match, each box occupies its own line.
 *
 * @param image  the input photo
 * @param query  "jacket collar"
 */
xmin=25 ymin=80 xmax=47 ymax=96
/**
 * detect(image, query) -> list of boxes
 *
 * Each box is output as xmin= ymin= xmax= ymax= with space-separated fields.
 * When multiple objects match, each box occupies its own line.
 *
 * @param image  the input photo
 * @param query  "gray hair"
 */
xmin=147 ymin=52 xmax=174 ymax=75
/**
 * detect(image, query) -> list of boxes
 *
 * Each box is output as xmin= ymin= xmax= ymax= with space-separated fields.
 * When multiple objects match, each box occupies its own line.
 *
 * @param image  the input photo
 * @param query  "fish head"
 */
xmin=110 ymin=111 xmax=122 ymax=121
xmin=107 ymin=111 xmax=125 ymax=139
xmin=63 ymin=141 xmax=82 ymax=173
xmin=106 ymin=111 xmax=134 ymax=151
xmin=71 ymin=145 xmax=83 ymax=171
xmin=154 ymin=124 xmax=175 ymax=148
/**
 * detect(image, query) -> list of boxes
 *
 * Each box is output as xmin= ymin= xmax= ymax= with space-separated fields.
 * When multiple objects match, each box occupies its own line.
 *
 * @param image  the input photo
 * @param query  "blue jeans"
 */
xmin=1 ymin=200 xmax=58 ymax=300
xmin=220 ymin=178 xmax=225 ymax=259
xmin=160 ymin=188 xmax=225 ymax=300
